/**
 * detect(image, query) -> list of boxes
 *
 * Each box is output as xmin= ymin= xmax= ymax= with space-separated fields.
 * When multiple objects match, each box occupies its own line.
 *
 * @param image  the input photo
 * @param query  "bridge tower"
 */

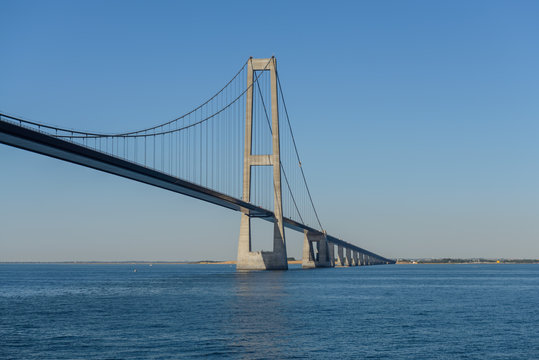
xmin=237 ymin=57 xmax=288 ymax=270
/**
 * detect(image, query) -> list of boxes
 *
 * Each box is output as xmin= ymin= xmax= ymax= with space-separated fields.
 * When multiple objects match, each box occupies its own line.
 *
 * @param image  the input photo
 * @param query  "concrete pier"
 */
xmin=337 ymin=246 xmax=345 ymax=266
xmin=317 ymin=235 xmax=332 ymax=267
xmin=302 ymin=232 xmax=316 ymax=268
xmin=345 ymin=248 xmax=352 ymax=267
xmin=302 ymin=231 xmax=333 ymax=268
xmin=328 ymin=242 xmax=335 ymax=267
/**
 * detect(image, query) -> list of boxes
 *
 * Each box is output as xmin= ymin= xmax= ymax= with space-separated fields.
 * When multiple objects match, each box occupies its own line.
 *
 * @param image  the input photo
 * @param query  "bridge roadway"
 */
xmin=0 ymin=116 xmax=394 ymax=266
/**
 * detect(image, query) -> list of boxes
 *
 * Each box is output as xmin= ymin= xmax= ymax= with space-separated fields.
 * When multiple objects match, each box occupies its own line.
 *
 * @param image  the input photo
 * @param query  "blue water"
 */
xmin=1 ymin=264 xmax=538 ymax=359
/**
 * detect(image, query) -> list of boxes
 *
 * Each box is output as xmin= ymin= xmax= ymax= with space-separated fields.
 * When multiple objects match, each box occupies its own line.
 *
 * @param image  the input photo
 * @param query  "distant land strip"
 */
xmin=396 ymin=258 xmax=539 ymax=264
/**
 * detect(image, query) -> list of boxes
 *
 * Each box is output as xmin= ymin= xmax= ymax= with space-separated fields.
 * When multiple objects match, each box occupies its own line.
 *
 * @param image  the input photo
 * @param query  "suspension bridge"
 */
xmin=0 ymin=57 xmax=394 ymax=270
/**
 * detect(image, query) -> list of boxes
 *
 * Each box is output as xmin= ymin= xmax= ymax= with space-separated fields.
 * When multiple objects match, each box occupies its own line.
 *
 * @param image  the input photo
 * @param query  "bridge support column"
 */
xmin=328 ymin=242 xmax=335 ymax=267
xmin=317 ymin=233 xmax=332 ymax=267
xmin=237 ymin=57 xmax=288 ymax=271
xmin=345 ymin=248 xmax=352 ymax=267
xmin=302 ymin=231 xmax=316 ymax=269
xmin=353 ymin=251 xmax=359 ymax=266
xmin=337 ymin=246 xmax=345 ymax=266
xmin=302 ymin=230 xmax=332 ymax=268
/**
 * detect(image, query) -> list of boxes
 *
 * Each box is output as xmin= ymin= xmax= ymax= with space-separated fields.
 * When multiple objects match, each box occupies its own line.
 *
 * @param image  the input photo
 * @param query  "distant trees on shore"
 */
xmin=396 ymin=258 xmax=539 ymax=264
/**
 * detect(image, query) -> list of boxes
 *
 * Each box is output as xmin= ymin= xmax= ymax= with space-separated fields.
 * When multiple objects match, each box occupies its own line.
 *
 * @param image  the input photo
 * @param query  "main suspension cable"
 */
xmin=276 ymin=69 xmax=324 ymax=231
xmin=0 ymin=59 xmax=252 ymax=138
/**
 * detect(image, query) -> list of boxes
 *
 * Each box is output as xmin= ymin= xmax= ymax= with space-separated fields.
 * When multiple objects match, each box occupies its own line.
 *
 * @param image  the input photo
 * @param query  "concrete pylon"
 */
xmin=337 ymin=246 xmax=345 ymax=266
xmin=317 ymin=235 xmax=332 ymax=267
xmin=302 ymin=231 xmax=316 ymax=269
xmin=328 ymin=242 xmax=335 ymax=267
xmin=302 ymin=230 xmax=332 ymax=268
xmin=237 ymin=57 xmax=288 ymax=270
xmin=353 ymin=251 xmax=359 ymax=266
xmin=345 ymin=248 xmax=352 ymax=267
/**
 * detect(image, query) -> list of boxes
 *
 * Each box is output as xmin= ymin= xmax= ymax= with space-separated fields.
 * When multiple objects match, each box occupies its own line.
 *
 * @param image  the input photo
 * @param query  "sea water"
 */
xmin=1 ymin=264 xmax=538 ymax=359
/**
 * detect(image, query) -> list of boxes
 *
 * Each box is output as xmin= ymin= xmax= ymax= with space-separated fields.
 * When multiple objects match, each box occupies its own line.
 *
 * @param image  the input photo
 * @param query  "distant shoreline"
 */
xmin=396 ymin=259 xmax=539 ymax=264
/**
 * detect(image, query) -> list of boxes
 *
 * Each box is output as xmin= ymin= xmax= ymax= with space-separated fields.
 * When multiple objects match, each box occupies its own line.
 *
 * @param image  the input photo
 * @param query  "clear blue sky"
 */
xmin=1 ymin=0 xmax=538 ymax=261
